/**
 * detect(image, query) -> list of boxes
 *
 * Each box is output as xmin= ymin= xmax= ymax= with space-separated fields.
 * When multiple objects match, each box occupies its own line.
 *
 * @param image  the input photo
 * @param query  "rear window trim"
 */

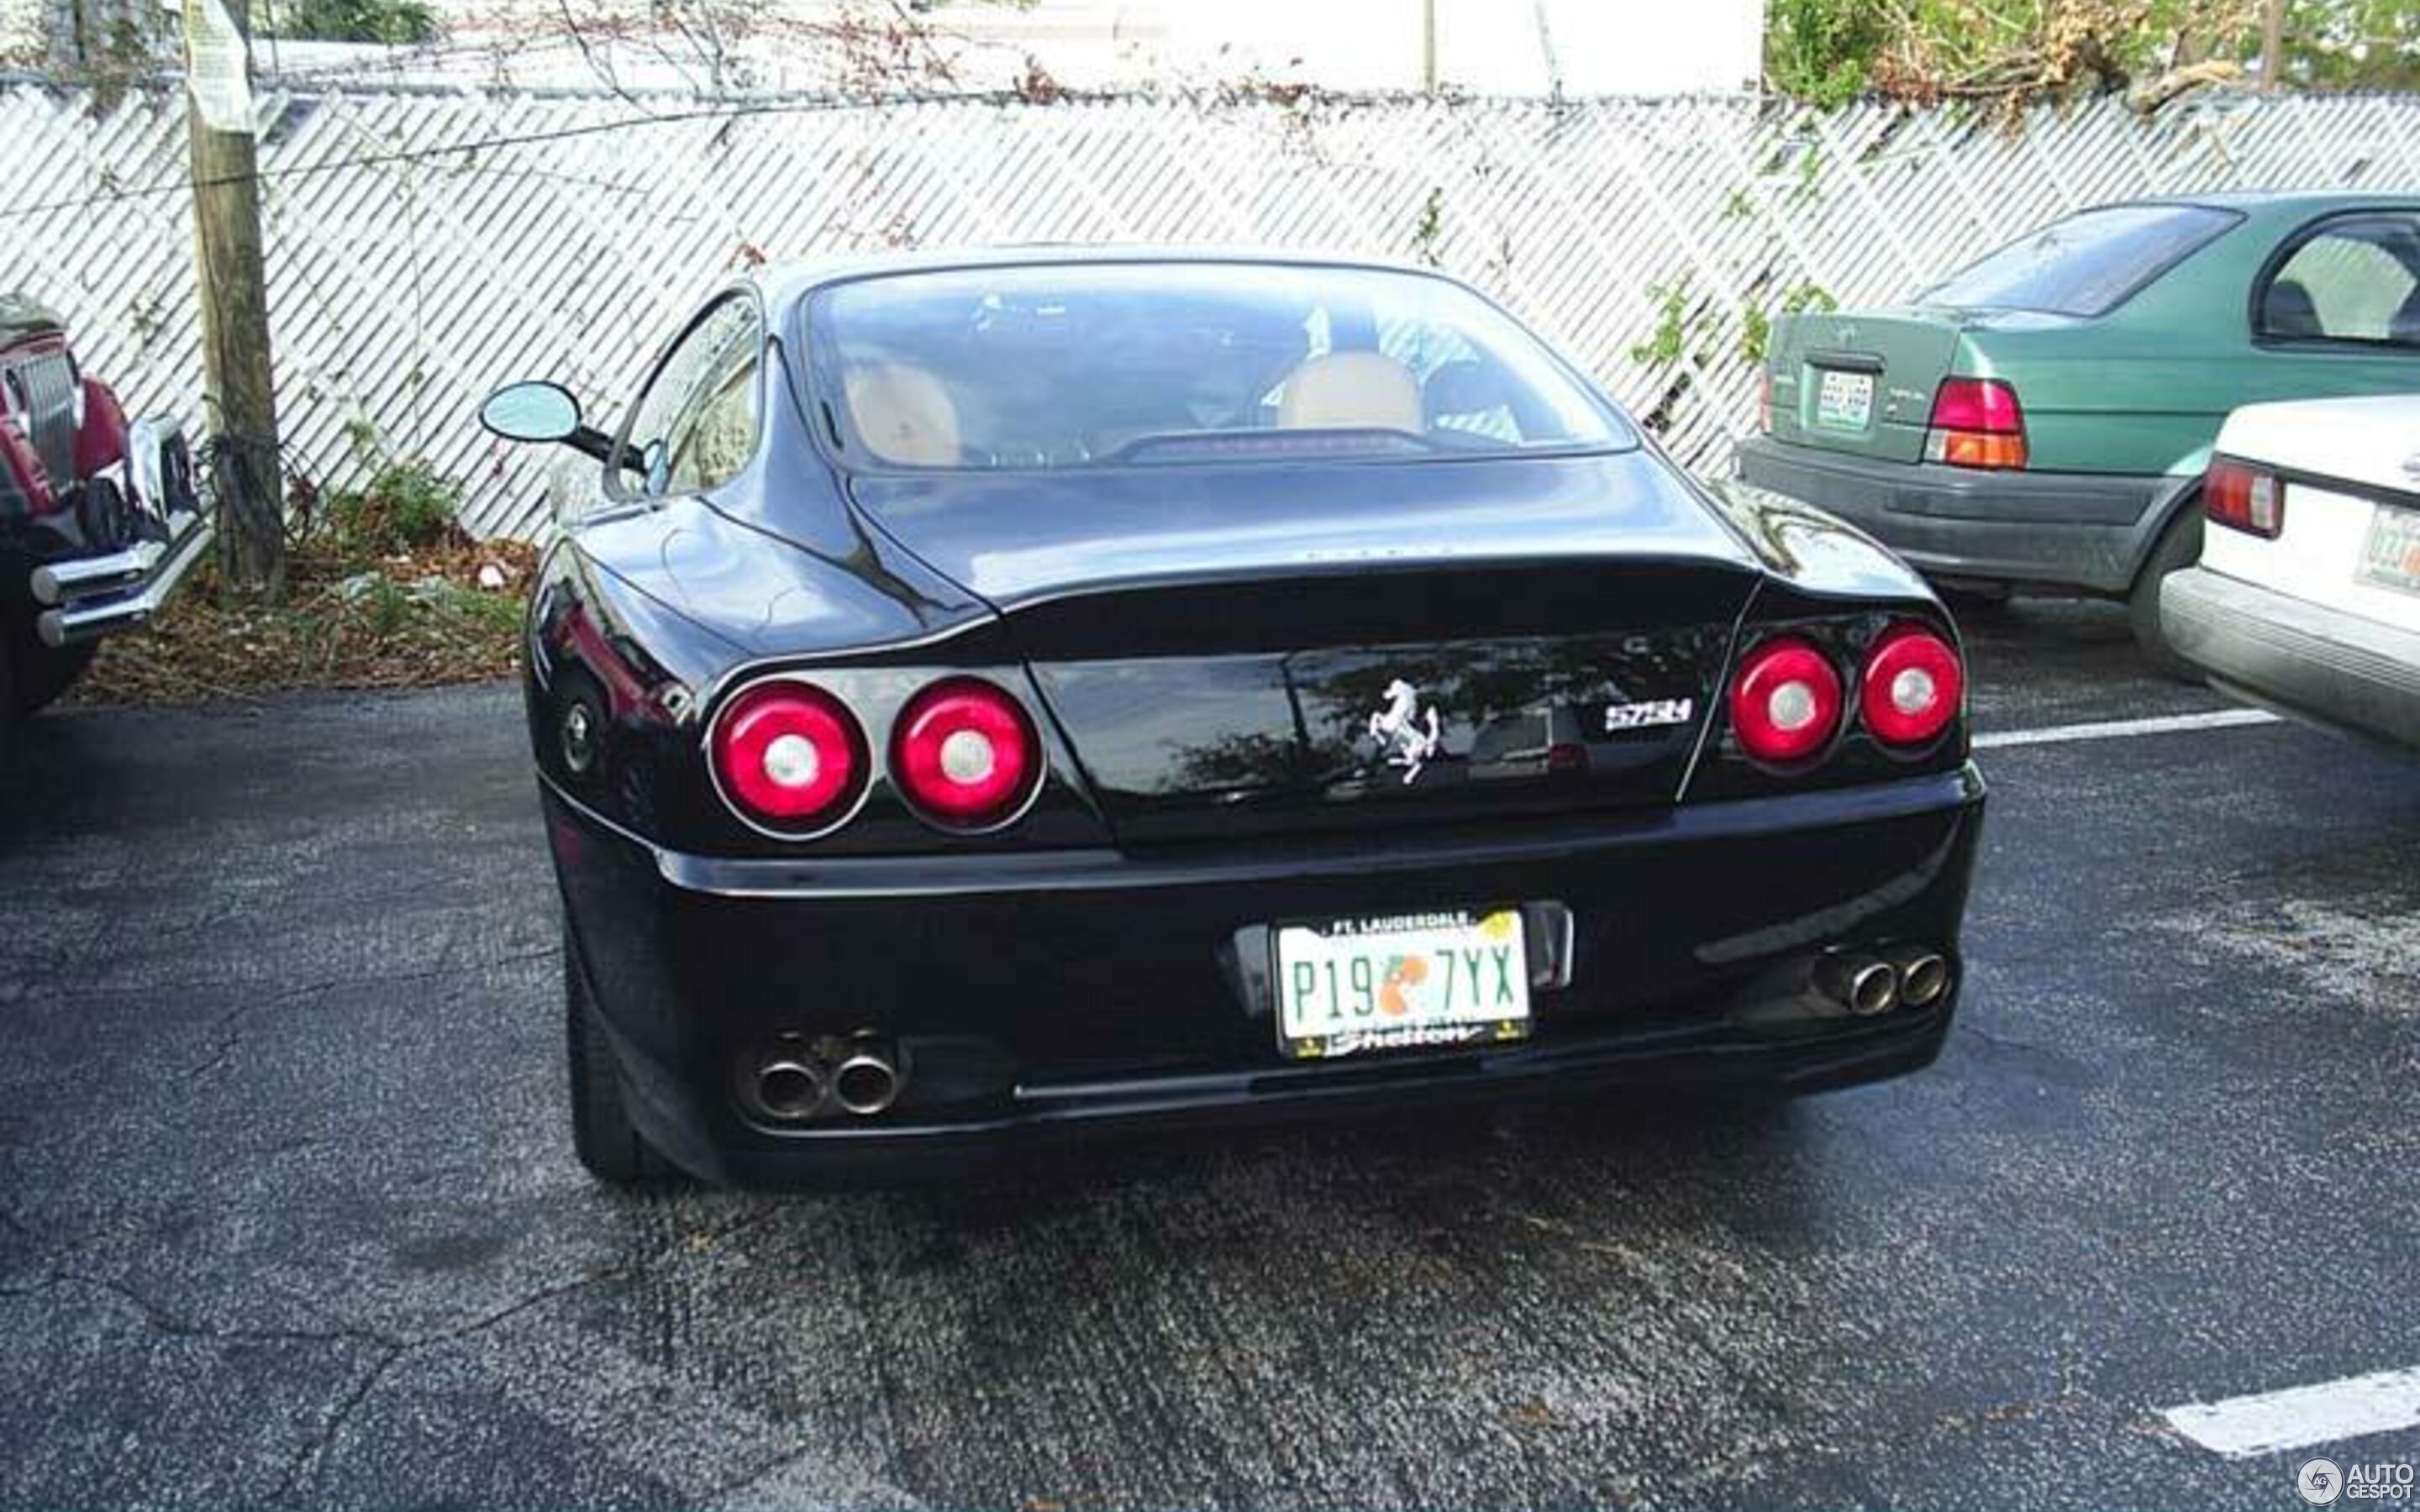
xmin=2246 ymin=207 xmax=2420 ymax=353
xmin=791 ymin=259 xmax=1641 ymax=478
xmin=1917 ymin=203 xmax=2246 ymax=321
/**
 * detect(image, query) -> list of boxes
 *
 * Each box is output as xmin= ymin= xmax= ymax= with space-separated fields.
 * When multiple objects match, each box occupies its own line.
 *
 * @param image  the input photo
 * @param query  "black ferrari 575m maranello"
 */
xmin=480 ymin=249 xmax=1986 ymax=1187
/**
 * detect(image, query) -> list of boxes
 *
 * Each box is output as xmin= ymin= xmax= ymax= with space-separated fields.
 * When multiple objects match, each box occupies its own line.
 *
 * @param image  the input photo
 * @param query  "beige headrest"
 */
xmin=844 ymin=363 xmax=960 ymax=465
xmin=1277 ymin=352 xmax=1421 ymax=432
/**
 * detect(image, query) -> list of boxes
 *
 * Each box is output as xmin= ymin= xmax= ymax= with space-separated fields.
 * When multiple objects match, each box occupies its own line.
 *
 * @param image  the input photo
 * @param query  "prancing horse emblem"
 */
xmin=1367 ymin=679 xmax=1443 ymax=785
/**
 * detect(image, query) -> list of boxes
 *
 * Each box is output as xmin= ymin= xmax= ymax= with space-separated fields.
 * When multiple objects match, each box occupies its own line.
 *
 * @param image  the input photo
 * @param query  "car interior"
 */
xmin=814 ymin=268 xmax=1616 ymax=470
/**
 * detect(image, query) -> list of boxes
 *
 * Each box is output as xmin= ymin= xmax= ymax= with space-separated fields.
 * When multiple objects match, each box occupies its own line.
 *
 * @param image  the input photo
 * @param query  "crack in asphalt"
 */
xmin=183 ymin=944 xmax=565 ymax=1078
xmin=2 ymin=1269 xmax=402 ymax=1351
xmin=272 ymin=1349 xmax=404 ymax=1504
xmin=266 ymin=1205 xmax=789 ymax=1502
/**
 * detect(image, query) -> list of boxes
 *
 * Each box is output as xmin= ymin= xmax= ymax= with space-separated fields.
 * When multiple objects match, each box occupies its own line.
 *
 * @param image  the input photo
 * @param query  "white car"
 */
xmin=2162 ymin=395 xmax=2420 ymax=753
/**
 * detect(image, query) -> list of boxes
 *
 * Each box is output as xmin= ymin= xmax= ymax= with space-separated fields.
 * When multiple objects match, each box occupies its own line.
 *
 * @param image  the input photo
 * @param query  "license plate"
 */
xmin=2360 ymin=501 xmax=2420 ymax=595
xmin=1274 ymin=908 xmax=1531 ymax=1061
xmin=1814 ymin=369 xmax=1874 ymax=431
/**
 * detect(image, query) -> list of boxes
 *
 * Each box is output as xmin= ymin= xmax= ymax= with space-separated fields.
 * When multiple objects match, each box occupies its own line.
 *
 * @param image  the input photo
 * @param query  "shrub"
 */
xmin=325 ymin=459 xmax=462 ymax=557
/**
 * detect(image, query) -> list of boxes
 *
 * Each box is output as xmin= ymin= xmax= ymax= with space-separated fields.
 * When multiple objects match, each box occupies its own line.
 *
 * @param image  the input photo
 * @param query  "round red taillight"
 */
xmin=1860 ymin=626 xmax=1964 ymax=747
xmin=1729 ymin=638 xmax=1843 ymax=765
xmin=708 ymin=680 xmax=867 ymax=833
xmin=892 ymin=678 xmax=1039 ymax=829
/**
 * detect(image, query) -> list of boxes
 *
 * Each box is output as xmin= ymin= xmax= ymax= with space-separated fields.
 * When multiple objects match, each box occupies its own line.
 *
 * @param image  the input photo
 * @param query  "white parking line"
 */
xmin=2162 ymin=1366 xmax=2420 ymax=1458
xmin=1975 ymin=708 xmax=2282 ymax=749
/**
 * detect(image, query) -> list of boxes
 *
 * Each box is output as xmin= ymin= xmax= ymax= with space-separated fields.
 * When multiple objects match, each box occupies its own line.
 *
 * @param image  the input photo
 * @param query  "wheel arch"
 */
xmin=2124 ymin=454 xmax=2212 ymax=591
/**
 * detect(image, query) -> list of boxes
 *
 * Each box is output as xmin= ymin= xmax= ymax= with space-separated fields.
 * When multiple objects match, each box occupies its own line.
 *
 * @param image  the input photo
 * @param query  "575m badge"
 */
xmin=1603 ymin=697 xmax=1694 ymax=732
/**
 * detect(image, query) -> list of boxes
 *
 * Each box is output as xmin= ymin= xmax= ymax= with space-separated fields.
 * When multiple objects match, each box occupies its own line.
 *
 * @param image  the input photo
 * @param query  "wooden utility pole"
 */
xmin=182 ymin=0 xmax=284 ymax=597
xmin=2260 ymin=0 xmax=2287 ymax=91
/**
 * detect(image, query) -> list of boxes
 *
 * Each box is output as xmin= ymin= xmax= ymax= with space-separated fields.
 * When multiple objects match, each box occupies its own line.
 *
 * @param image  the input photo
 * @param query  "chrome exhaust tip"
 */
xmin=738 ymin=1042 xmax=831 ymax=1123
xmin=1887 ymin=947 xmax=1952 ymax=1008
xmin=831 ymin=1042 xmax=902 ymax=1117
xmin=1818 ymin=953 xmax=1900 ymax=1016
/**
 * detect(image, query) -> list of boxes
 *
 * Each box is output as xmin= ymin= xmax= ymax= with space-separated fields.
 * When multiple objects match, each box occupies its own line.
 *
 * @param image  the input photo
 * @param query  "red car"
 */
xmin=0 ymin=293 xmax=210 ymax=737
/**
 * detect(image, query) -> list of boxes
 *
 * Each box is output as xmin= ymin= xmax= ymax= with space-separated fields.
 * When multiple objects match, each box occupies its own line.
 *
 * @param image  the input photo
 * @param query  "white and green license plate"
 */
xmin=1814 ymin=368 xmax=1875 ymax=431
xmin=2361 ymin=501 xmax=2420 ymax=595
xmin=1275 ymin=908 xmax=1531 ymax=1061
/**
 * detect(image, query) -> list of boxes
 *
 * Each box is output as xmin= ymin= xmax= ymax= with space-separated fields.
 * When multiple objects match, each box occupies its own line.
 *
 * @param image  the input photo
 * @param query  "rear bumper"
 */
xmin=1736 ymin=434 xmax=2181 ymax=594
xmin=2160 ymin=566 xmax=2420 ymax=753
xmin=548 ymin=764 xmax=1987 ymax=1186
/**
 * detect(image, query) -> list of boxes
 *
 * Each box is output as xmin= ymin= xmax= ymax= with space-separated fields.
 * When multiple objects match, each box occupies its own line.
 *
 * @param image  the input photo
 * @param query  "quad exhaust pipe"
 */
xmin=1818 ymin=947 xmax=1952 ymax=1016
xmin=751 ymin=1050 xmax=829 ymax=1121
xmin=830 ymin=1042 xmax=903 ymax=1116
xmin=1819 ymin=953 xmax=1900 ymax=1016
xmin=736 ymin=1033 xmax=905 ymax=1123
xmin=1886 ymin=945 xmax=1952 ymax=1008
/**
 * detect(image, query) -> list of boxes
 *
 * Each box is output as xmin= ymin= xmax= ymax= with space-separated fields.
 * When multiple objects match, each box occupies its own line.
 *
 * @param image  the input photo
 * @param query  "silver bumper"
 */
xmin=29 ymin=418 xmax=214 ymax=648
xmin=2161 ymin=565 xmax=2420 ymax=753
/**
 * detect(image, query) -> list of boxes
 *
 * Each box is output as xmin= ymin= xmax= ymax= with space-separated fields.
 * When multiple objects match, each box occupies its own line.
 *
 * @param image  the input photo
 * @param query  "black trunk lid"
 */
xmin=844 ymin=454 xmax=1763 ymax=840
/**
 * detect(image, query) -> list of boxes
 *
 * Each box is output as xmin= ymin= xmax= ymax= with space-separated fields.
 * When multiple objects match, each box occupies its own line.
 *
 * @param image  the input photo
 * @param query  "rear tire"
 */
xmin=10 ymin=638 xmax=96 ymax=717
xmin=2128 ymin=503 xmax=2206 ymax=684
xmin=565 ymin=927 xmax=677 ymax=1187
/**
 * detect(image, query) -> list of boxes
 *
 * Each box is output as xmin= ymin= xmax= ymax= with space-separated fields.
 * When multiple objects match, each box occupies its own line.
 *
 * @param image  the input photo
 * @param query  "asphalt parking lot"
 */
xmin=2 ymin=598 xmax=2413 ymax=1509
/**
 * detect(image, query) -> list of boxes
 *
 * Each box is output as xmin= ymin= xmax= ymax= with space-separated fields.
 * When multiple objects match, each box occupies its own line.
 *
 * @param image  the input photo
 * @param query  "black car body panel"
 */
xmin=551 ymin=767 xmax=1980 ymax=1184
xmin=513 ymin=249 xmax=1986 ymax=1187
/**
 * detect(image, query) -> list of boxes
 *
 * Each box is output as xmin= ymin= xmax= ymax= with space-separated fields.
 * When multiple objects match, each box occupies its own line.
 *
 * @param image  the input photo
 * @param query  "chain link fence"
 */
xmin=6 ymin=79 xmax=2417 ymax=539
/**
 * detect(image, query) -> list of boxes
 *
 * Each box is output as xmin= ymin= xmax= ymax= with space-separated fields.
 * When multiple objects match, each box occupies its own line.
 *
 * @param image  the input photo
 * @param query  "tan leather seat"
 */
xmin=844 ymin=363 xmax=960 ymax=465
xmin=1276 ymin=352 xmax=1421 ymax=432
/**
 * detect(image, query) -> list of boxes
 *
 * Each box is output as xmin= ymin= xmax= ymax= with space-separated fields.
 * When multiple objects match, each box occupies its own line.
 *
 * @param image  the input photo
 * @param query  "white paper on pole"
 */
xmin=183 ymin=0 xmax=254 ymax=134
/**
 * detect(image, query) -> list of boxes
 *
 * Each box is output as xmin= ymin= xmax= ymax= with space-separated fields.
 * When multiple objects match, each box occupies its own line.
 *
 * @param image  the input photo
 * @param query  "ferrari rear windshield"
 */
xmin=807 ymin=261 xmax=1632 ymax=470
xmin=1918 ymin=203 xmax=2239 ymax=318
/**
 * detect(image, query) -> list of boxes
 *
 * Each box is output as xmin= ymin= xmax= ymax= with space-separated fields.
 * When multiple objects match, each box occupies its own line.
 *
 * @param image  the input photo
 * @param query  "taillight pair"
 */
xmin=709 ymin=676 xmax=1039 ymax=837
xmin=1925 ymin=378 xmax=2026 ymax=470
xmin=1729 ymin=626 xmax=1964 ymax=766
xmin=2205 ymin=457 xmax=2284 ymax=538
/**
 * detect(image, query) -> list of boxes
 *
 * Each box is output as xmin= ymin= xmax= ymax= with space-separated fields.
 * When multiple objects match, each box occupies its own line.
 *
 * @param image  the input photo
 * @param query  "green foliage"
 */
xmin=2284 ymin=0 xmax=2420 ymax=87
xmin=1766 ymin=0 xmax=1888 ymax=105
xmin=1739 ymin=281 xmax=1841 ymax=363
xmin=1631 ymin=276 xmax=1760 ymax=370
xmin=1630 ymin=279 xmax=1697 ymax=366
xmin=1740 ymin=303 xmax=1773 ymax=363
xmin=1411 ymin=186 xmax=1446 ymax=267
xmin=325 ymin=460 xmax=462 ymax=557
xmin=1762 ymin=0 xmax=2420 ymax=105
xmin=357 ymin=577 xmax=415 ymax=636
xmin=268 ymin=0 xmax=439 ymax=45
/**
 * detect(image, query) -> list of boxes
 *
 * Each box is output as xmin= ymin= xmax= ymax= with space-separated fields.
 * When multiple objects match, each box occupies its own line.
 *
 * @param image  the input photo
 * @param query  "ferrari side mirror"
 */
xmin=480 ymin=380 xmax=616 ymax=464
xmin=479 ymin=381 xmax=583 ymax=444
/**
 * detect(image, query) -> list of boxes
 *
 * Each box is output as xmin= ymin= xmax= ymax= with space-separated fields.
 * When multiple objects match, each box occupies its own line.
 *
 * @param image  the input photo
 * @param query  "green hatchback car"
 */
xmin=1736 ymin=192 xmax=2420 ymax=668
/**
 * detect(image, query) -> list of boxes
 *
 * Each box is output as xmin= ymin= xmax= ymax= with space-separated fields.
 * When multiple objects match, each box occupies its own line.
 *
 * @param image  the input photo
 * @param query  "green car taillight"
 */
xmin=1925 ymin=378 xmax=2028 ymax=470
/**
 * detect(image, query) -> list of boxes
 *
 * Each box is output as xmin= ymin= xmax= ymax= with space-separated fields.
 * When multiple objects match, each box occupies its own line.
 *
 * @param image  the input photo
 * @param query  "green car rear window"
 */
xmin=1918 ymin=204 xmax=2239 ymax=318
